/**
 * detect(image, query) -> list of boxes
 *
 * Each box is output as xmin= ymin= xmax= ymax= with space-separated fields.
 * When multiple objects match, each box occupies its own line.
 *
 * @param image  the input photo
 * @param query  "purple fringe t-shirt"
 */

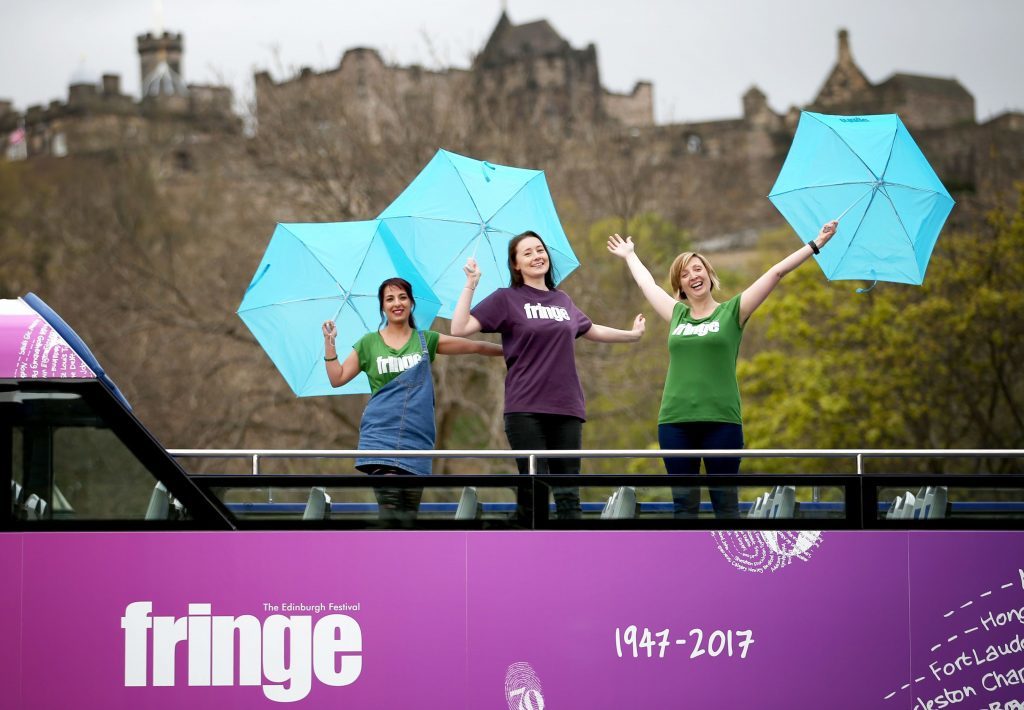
xmin=471 ymin=285 xmax=593 ymax=420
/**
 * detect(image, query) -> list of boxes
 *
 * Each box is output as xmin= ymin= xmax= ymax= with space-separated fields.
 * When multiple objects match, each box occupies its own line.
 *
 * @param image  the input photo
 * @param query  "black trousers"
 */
xmin=504 ymin=413 xmax=583 ymax=520
xmin=367 ymin=466 xmax=422 ymax=524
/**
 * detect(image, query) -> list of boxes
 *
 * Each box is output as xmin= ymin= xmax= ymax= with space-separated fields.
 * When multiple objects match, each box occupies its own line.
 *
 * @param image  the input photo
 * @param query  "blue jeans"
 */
xmin=658 ymin=422 xmax=742 ymax=519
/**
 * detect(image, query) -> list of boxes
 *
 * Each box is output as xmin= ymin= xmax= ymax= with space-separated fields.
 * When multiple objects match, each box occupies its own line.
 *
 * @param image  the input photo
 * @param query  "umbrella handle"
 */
xmin=855 ymin=280 xmax=878 ymax=294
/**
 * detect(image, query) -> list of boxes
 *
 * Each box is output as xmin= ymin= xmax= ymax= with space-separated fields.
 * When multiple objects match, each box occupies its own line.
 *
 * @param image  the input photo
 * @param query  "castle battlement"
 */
xmin=1 ymin=28 xmax=237 ymax=161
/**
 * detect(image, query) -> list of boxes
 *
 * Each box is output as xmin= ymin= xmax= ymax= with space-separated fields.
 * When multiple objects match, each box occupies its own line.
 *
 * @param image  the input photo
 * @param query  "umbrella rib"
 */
xmin=769 ymin=180 xmax=875 ymax=199
xmin=484 ymin=172 xmax=543 ymax=224
xmin=387 ymin=215 xmax=482 ymax=227
xmin=237 ymin=294 xmax=373 ymax=314
xmin=433 ymin=230 xmax=488 ymax=289
xmin=829 ymin=187 xmax=881 ymax=280
xmin=880 ymin=181 xmax=943 ymax=195
xmin=878 ymin=185 xmax=921 ymax=275
xmin=879 ymin=123 xmax=901 ymax=181
xmin=806 ymin=113 xmax=880 ymax=181
xmin=295 ymin=297 xmax=376 ymax=396
xmin=447 ymin=155 xmax=485 ymax=223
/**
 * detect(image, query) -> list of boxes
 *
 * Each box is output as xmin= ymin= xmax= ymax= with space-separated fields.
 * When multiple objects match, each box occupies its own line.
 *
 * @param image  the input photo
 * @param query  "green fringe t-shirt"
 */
xmin=353 ymin=329 xmax=440 ymax=395
xmin=658 ymin=295 xmax=744 ymax=425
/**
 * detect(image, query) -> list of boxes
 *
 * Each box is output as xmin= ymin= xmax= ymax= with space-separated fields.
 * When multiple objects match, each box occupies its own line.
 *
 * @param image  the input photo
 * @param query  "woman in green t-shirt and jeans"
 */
xmin=607 ymin=221 xmax=837 ymax=518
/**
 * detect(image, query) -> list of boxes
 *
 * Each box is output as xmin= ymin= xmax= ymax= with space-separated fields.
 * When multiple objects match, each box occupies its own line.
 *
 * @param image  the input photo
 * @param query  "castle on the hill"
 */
xmin=0 ymin=31 xmax=237 ymax=161
xmin=3 ymin=13 xmax=1021 ymax=239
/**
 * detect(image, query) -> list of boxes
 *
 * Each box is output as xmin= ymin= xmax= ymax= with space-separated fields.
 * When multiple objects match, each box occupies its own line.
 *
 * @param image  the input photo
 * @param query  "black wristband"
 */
xmin=324 ymin=355 xmax=338 ymax=362
xmin=807 ymin=240 xmax=820 ymax=255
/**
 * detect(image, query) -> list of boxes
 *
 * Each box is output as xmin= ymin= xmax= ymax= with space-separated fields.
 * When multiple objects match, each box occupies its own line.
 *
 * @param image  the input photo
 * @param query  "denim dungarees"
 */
xmin=355 ymin=330 xmax=435 ymax=476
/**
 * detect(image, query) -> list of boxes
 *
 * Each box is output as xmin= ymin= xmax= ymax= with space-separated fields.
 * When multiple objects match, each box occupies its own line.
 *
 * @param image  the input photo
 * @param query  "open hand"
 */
xmin=632 ymin=313 xmax=646 ymax=338
xmin=607 ymin=233 xmax=635 ymax=259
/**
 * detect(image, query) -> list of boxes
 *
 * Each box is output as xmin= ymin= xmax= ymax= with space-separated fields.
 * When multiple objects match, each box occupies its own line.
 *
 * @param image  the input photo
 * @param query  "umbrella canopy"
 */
xmin=378 ymin=149 xmax=580 ymax=318
xmin=769 ymin=111 xmax=954 ymax=285
xmin=237 ymin=220 xmax=442 ymax=396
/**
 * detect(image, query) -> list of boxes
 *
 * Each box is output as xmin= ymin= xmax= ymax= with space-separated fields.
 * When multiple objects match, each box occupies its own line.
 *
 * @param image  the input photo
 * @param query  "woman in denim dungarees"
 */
xmin=322 ymin=277 xmax=502 ymax=522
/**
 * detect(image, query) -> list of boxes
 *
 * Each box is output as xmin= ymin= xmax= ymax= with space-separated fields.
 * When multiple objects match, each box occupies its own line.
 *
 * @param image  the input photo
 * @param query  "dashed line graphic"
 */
xmin=881 ymin=569 xmax=1021 ymax=701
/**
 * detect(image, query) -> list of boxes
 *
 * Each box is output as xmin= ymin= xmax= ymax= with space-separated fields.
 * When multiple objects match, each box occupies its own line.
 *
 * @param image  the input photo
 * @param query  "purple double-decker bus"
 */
xmin=3 ymin=295 xmax=1024 ymax=709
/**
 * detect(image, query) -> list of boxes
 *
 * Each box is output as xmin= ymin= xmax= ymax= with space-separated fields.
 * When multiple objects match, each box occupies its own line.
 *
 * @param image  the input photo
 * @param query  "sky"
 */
xmin=4 ymin=0 xmax=1023 ymax=124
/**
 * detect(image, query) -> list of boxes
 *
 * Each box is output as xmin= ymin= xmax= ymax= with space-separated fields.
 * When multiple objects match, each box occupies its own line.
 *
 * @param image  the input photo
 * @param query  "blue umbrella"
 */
xmin=378 ymin=149 xmax=580 ymax=318
xmin=769 ymin=111 xmax=954 ymax=286
xmin=237 ymin=220 xmax=442 ymax=396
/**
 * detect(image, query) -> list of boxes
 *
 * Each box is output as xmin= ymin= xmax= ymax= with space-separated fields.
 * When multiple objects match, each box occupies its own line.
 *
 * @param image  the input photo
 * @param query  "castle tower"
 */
xmin=137 ymin=31 xmax=186 ymax=96
xmin=812 ymin=29 xmax=873 ymax=111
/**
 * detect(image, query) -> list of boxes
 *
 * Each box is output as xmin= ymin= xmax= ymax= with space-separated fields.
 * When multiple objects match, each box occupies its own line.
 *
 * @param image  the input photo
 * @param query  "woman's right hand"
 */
xmin=322 ymin=320 xmax=338 ymax=345
xmin=463 ymin=257 xmax=482 ymax=289
xmin=606 ymin=233 xmax=635 ymax=259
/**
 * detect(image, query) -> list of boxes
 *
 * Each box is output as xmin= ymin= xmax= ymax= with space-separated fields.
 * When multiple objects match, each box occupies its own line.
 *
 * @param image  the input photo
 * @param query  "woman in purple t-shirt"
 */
xmin=451 ymin=231 xmax=646 ymax=519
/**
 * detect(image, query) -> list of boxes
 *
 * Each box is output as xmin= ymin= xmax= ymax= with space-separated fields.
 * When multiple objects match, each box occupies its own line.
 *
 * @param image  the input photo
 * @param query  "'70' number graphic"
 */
xmin=508 ymin=686 xmax=545 ymax=710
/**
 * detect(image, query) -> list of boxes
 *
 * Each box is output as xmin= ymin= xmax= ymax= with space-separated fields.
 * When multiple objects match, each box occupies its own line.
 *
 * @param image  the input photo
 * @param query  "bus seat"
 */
xmin=22 ymin=493 xmax=47 ymax=520
xmin=302 ymin=487 xmax=331 ymax=521
xmin=886 ymin=496 xmax=902 ymax=520
xmin=455 ymin=486 xmax=479 ymax=520
xmin=770 ymin=486 xmax=797 ymax=518
xmin=11 ymin=480 xmax=24 ymax=513
xmin=898 ymin=492 xmax=917 ymax=519
xmin=601 ymin=486 xmax=636 ymax=519
xmin=912 ymin=488 xmax=928 ymax=519
xmin=145 ymin=482 xmax=186 ymax=521
xmin=926 ymin=486 xmax=949 ymax=519
xmin=145 ymin=482 xmax=172 ymax=520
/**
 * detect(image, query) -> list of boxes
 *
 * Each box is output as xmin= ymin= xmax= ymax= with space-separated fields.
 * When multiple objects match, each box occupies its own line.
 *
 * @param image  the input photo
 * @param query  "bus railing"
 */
xmin=168 ymin=448 xmax=1024 ymax=477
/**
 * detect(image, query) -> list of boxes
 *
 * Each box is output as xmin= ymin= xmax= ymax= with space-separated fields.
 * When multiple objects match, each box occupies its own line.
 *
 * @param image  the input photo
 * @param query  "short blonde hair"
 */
xmin=669 ymin=252 xmax=720 ymax=300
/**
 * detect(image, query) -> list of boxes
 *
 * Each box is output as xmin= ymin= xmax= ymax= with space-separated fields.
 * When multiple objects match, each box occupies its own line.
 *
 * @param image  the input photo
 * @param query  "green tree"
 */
xmin=739 ymin=188 xmax=1024 ymax=473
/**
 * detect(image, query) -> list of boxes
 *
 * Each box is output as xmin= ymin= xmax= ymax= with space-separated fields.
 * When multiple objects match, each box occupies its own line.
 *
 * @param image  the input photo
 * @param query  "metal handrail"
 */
xmin=169 ymin=448 xmax=1024 ymax=476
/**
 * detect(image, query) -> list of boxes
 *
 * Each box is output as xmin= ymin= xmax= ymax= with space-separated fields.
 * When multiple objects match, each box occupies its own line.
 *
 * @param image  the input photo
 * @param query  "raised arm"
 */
xmin=322 ymin=320 xmax=362 ymax=388
xmin=582 ymin=314 xmax=646 ymax=343
xmin=739 ymin=221 xmax=837 ymax=326
xmin=606 ymin=234 xmax=678 ymax=322
xmin=450 ymin=257 xmax=483 ymax=337
xmin=437 ymin=334 xmax=502 ymax=356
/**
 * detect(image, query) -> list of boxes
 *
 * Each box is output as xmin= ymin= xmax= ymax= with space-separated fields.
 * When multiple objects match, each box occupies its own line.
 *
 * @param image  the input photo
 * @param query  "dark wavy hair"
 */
xmin=507 ymin=231 xmax=557 ymax=289
xmin=377 ymin=277 xmax=417 ymax=328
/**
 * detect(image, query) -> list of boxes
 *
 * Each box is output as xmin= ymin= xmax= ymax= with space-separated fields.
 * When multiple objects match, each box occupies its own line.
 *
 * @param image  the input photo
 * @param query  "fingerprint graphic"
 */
xmin=505 ymin=661 xmax=545 ymax=710
xmin=712 ymin=530 xmax=823 ymax=573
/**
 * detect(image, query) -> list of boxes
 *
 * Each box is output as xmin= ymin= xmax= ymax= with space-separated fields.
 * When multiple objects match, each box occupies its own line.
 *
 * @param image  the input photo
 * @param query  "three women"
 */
xmin=324 ymin=218 xmax=836 ymax=522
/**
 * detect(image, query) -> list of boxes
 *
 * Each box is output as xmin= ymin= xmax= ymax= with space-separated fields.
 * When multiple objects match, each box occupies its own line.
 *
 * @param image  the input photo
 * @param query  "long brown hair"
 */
xmin=507 ymin=231 xmax=557 ymax=289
